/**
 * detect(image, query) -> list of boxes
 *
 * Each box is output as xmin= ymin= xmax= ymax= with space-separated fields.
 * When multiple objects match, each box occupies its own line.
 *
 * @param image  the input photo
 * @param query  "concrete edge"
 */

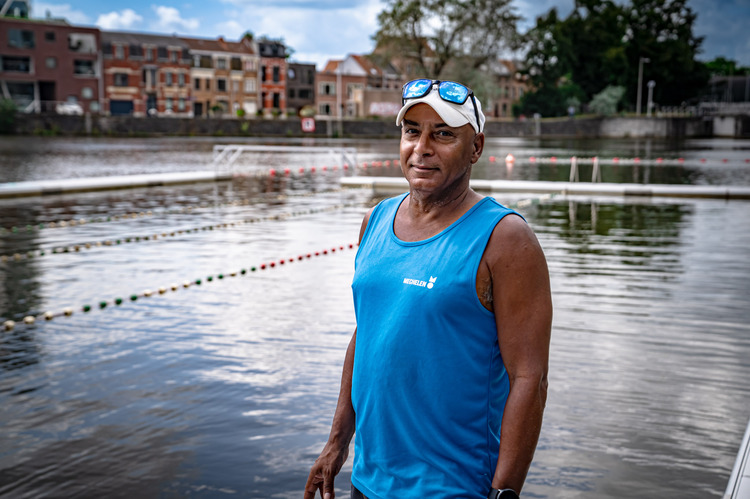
xmin=724 ymin=418 xmax=750 ymax=499
xmin=0 ymin=171 xmax=233 ymax=199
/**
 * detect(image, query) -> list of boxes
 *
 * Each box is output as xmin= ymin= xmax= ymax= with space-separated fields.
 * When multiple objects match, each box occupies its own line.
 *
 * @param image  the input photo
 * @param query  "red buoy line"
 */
xmin=0 ymin=200 xmax=365 ymax=265
xmin=1 ymin=242 xmax=359 ymax=331
xmin=490 ymin=155 xmax=750 ymax=166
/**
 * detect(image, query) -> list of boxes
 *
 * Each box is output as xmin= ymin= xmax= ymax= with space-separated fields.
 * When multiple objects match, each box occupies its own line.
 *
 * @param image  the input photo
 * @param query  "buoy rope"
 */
xmin=487 ymin=155 xmax=750 ymax=165
xmin=0 ymin=186 xmax=361 ymax=235
xmin=2 ymin=242 xmax=358 ymax=331
xmin=0 ymin=200 xmax=364 ymax=264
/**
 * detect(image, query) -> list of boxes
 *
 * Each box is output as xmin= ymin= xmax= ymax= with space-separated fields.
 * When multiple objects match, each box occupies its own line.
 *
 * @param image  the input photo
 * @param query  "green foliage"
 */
xmin=588 ymin=85 xmax=626 ymax=116
xmin=0 ymin=99 xmax=16 ymax=134
xmin=706 ymin=57 xmax=750 ymax=76
xmin=521 ymin=0 xmax=710 ymax=110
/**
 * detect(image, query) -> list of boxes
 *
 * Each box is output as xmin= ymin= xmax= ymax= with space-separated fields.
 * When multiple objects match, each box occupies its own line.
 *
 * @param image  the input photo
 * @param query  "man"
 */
xmin=305 ymin=79 xmax=551 ymax=499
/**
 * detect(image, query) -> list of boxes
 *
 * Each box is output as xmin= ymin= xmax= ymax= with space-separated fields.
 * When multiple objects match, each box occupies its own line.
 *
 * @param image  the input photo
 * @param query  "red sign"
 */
xmin=301 ymin=117 xmax=316 ymax=133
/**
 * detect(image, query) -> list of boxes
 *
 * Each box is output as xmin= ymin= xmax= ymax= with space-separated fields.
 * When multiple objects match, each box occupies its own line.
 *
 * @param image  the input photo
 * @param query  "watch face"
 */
xmin=498 ymin=490 xmax=519 ymax=499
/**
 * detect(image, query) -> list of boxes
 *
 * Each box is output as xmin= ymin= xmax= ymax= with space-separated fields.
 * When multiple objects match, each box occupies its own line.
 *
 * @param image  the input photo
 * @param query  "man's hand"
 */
xmin=303 ymin=443 xmax=349 ymax=499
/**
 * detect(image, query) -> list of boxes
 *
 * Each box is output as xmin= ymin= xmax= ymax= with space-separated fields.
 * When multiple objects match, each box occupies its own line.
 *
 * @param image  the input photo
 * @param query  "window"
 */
xmin=319 ymin=82 xmax=336 ymax=96
xmin=8 ymin=29 xmax=34 ymax=48
xmin=82 ymin=87 xmax=93 ymax=99
xmin=166 ymin=97 xmax=173 ymax=111
xmin=181 ymin=49 xmax=190 ymax=62
xmin=102 ymin=42 xmax=112 ymax=56
xmin=288 ymin=68 xmax=296 ymax=80
xmin=272 ymin=66 xmax=280 ymax=82
xmin=299 ymin=89 xmax=312 ymax=99
xmin=199 ymin=55 xmax=212 ymax=68
xmin=319 ymin=103 xmax=331 ymax=115
xmin=45 ymin=31 xmax=55 ymax=42
xmin=205 ymin=78 xmax=211 ymax=90
xmin=178 ymin=73 xmax=185 ymax=87
xmin=114 ymin=73 xmax=129 ymax=86
xmin=232 ymin=80 xmax=239 ymax=92
xmin=217 ymin=58 xmax=227 ymax=70
xmin=217 ymin=78 xmax=227 ymax=92
xmin=194 ymin=78 xmax=201 ymax=90
xmin=74 ymin=60 xmax=95 ymax=76
xmin=231 ymin=57 xmax=242 ymax=71
xmin=68 ymin=33 xmax=96 ymax=53
xmin=145 ymin=48 xmax=152 ymax=61
xmin=115 ymin=45 xmax=124 ymax=59
xmin=157 ymin=46 xmax=168 ymax=60
xmin=170 ymin=51 xmax=177 ymax=63
xmin=347 ymin=83 xmax=363 ymax=98
xmin=245 ymin=59 xmax=256 ymax=72
xmin=244 ymin=78 xmax=256 ymax=93
xmin=1 ymin=56 xmax=31 ymax=72
xmin=165 ymin=72 xmax=173 ymax=86
xmin=288 ymin=88 xmax=295 ymax=99
xmin=178 ymin=97 xmax=185 ymax=111
xmin=129 ymin=44 xmax=143 ymax=58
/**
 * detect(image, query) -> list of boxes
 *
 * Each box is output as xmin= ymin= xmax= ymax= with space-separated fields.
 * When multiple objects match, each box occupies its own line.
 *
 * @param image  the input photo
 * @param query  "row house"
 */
xmin=258 ymin=39 xmax=287 ymax=116
xmin=286 ymin=61 xmax=315 ymax=115
xmin=101 ymin=31 xmax=191 ymax=116
xmin=486 ymin=59 xmax=529 ymax=119
xmin=0 ymin=16 xmax=101 ymax=113
xmin=316 ymin=53 xmax=401 ymax=119
xmin=181 ymin=35 xmax=259 ymax=117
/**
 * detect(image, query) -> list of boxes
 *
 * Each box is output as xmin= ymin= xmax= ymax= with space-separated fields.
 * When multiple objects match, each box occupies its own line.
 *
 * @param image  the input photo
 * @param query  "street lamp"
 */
xmin=636 ymin=56 xmax=650 ymax=116
xmin=646 ymin=80 xmax=655 ymax=117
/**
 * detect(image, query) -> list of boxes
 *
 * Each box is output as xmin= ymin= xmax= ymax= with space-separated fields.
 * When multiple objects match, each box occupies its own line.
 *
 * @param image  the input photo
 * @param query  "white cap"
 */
xmin=396 ymin=85 xmax=485 ymax=134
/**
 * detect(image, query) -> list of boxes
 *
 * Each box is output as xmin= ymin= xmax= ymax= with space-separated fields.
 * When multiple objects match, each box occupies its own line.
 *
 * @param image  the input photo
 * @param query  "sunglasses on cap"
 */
xmin=401 ymin=79 xmax=481 ymax=132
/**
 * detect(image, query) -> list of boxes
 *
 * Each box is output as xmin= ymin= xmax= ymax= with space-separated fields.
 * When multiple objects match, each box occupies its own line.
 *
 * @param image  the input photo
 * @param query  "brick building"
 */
xmin=101 ymin=31 xmax=191 ymax=116
xmin=180 ymin=35 xmax=259 ymax=118
xmin=286 ymin=61 xmax=315 ymax=116
xmin=0 ymin=16 xmax=101 ymax=113
xmin=258 ymin=39 xmax=287 ymax=116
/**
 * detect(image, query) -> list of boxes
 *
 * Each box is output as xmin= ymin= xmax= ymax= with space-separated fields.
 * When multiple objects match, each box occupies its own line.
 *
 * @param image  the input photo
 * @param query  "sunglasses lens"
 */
xmin=438 ymin=82 xmax=469 ymax=104
xmin=403 ymin=79 xmax=433 ymax=99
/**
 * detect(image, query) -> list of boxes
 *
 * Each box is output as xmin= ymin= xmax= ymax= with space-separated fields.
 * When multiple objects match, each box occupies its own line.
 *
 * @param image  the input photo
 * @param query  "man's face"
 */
xmin=399 ymin=103 xmax=483 ymax=197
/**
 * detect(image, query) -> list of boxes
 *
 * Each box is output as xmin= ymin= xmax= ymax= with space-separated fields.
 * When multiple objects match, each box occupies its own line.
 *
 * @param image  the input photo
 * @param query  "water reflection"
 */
xmin=0 ymin=139 xmax=749 ymax=498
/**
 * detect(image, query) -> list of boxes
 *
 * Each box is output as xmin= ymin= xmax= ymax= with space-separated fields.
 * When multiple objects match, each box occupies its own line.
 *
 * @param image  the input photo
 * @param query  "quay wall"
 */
xmin=6 ymin=113 xmax=740 ymax=139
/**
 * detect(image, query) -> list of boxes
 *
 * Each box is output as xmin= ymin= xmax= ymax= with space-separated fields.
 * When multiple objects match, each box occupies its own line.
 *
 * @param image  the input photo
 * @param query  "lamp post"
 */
xmin=646 ymin=80 xmax=655 ymax=117
xmin=636 ymin=56 xmax=650 ymax=116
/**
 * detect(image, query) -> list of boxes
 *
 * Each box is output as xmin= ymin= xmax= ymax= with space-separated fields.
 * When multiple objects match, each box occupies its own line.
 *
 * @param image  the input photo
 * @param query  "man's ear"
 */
xmin=471 ymin=133 xmax=485 ymax=164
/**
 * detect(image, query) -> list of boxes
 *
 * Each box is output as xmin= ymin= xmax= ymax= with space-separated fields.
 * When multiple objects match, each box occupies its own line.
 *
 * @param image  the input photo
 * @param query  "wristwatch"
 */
xmin=488 ymin=488 xmax=519 ymax=499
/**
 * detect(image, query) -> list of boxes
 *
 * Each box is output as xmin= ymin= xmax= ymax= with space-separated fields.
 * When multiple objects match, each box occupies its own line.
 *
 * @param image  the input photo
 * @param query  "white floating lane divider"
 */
xmin=1 ymin=242 xmax=359 ymax=331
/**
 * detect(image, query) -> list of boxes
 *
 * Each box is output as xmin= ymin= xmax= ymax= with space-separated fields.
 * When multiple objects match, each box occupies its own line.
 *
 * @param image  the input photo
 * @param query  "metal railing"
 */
xmin=212 ymin=144 xmax=358 ymax=174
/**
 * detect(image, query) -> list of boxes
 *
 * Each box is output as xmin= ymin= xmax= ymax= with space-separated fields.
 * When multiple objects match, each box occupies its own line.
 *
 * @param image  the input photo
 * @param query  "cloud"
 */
xmin=151 ymin=5 xmax=200 ymax=32
xmin=33 ymin=2 xmax=90 ymax=24
xmin=215 ymin=20 xmax=246 ymax=39
xmin=96 ymin=9 xmax=143 ymax=30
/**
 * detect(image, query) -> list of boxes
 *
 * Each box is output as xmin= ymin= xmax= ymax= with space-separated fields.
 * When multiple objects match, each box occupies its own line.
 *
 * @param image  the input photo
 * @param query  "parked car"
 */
xmin=56 ymin=102 xmax=84 ymax=115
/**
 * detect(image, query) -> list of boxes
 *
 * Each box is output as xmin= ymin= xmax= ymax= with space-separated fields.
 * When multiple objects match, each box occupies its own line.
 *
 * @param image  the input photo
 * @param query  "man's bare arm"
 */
xmin=487 ymin=215 xmax=552 ymax=493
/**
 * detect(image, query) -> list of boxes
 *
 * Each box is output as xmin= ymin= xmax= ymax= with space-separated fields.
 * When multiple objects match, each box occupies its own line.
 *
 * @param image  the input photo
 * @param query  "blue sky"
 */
xmin=33 ymin=0 xmax=750 ymax=69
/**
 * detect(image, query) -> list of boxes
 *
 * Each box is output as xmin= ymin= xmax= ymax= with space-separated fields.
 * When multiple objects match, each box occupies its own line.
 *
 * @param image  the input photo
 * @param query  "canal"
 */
xmin=0 ymin=135 xmax=749 ymax=498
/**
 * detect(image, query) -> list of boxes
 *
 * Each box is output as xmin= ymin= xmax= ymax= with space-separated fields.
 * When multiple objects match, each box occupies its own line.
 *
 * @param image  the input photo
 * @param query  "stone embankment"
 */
xmin=8 ymin=113 xmax=748 ymax=139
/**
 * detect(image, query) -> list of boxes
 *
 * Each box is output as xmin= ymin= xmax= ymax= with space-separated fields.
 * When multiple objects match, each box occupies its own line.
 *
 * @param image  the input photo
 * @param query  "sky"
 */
xmin=32 ymin=0 xmax=750 ymax=70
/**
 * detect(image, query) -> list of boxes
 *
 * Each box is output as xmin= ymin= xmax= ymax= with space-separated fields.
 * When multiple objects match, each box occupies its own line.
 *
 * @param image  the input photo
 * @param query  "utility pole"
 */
xmin=646 ymin=80 xmax=655 ymax=117
xmin=636 ymin=57 xmax=650 ymax=116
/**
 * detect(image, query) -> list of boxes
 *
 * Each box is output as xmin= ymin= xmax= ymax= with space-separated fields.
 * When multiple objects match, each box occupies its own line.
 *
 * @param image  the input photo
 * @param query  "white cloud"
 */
xmin=215 ymin=19 xmax=246 ymax=39
xmin=33 ymin=2 xmax=90 ymax=24
xmin=96 ymin=9 xmax=143 ymax=30
xmin=151 ymin=5 xmax=200 ymax=32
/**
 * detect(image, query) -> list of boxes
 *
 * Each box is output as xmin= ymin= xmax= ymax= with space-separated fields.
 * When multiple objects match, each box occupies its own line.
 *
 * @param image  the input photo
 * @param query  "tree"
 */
xmin=705 ymin=57 xmax=750 ymax=76
xmin=374 ymin=0 xmax=521 ymax=87
xmin=623 ymin=0 xmax=709 ymax=106
xmin=588 ymin=85 xmax=626 ymax=115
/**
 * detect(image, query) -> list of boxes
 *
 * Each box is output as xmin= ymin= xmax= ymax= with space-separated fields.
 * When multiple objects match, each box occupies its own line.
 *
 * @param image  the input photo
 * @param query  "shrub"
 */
xmin=589 ymin=86 xmax=625 ymax=116
xmin=0 ymin=99 xmax=16 ymax=134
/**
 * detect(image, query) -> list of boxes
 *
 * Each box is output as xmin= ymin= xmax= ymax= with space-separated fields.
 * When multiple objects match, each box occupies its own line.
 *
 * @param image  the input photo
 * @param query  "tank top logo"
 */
xmin=402 ymin=276 xmax=437 ymax=289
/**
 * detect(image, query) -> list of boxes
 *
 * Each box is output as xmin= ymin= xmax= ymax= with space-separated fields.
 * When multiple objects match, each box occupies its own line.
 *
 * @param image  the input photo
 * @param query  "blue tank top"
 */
xmin=350 ymin=193 xmax=518 ymax=498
